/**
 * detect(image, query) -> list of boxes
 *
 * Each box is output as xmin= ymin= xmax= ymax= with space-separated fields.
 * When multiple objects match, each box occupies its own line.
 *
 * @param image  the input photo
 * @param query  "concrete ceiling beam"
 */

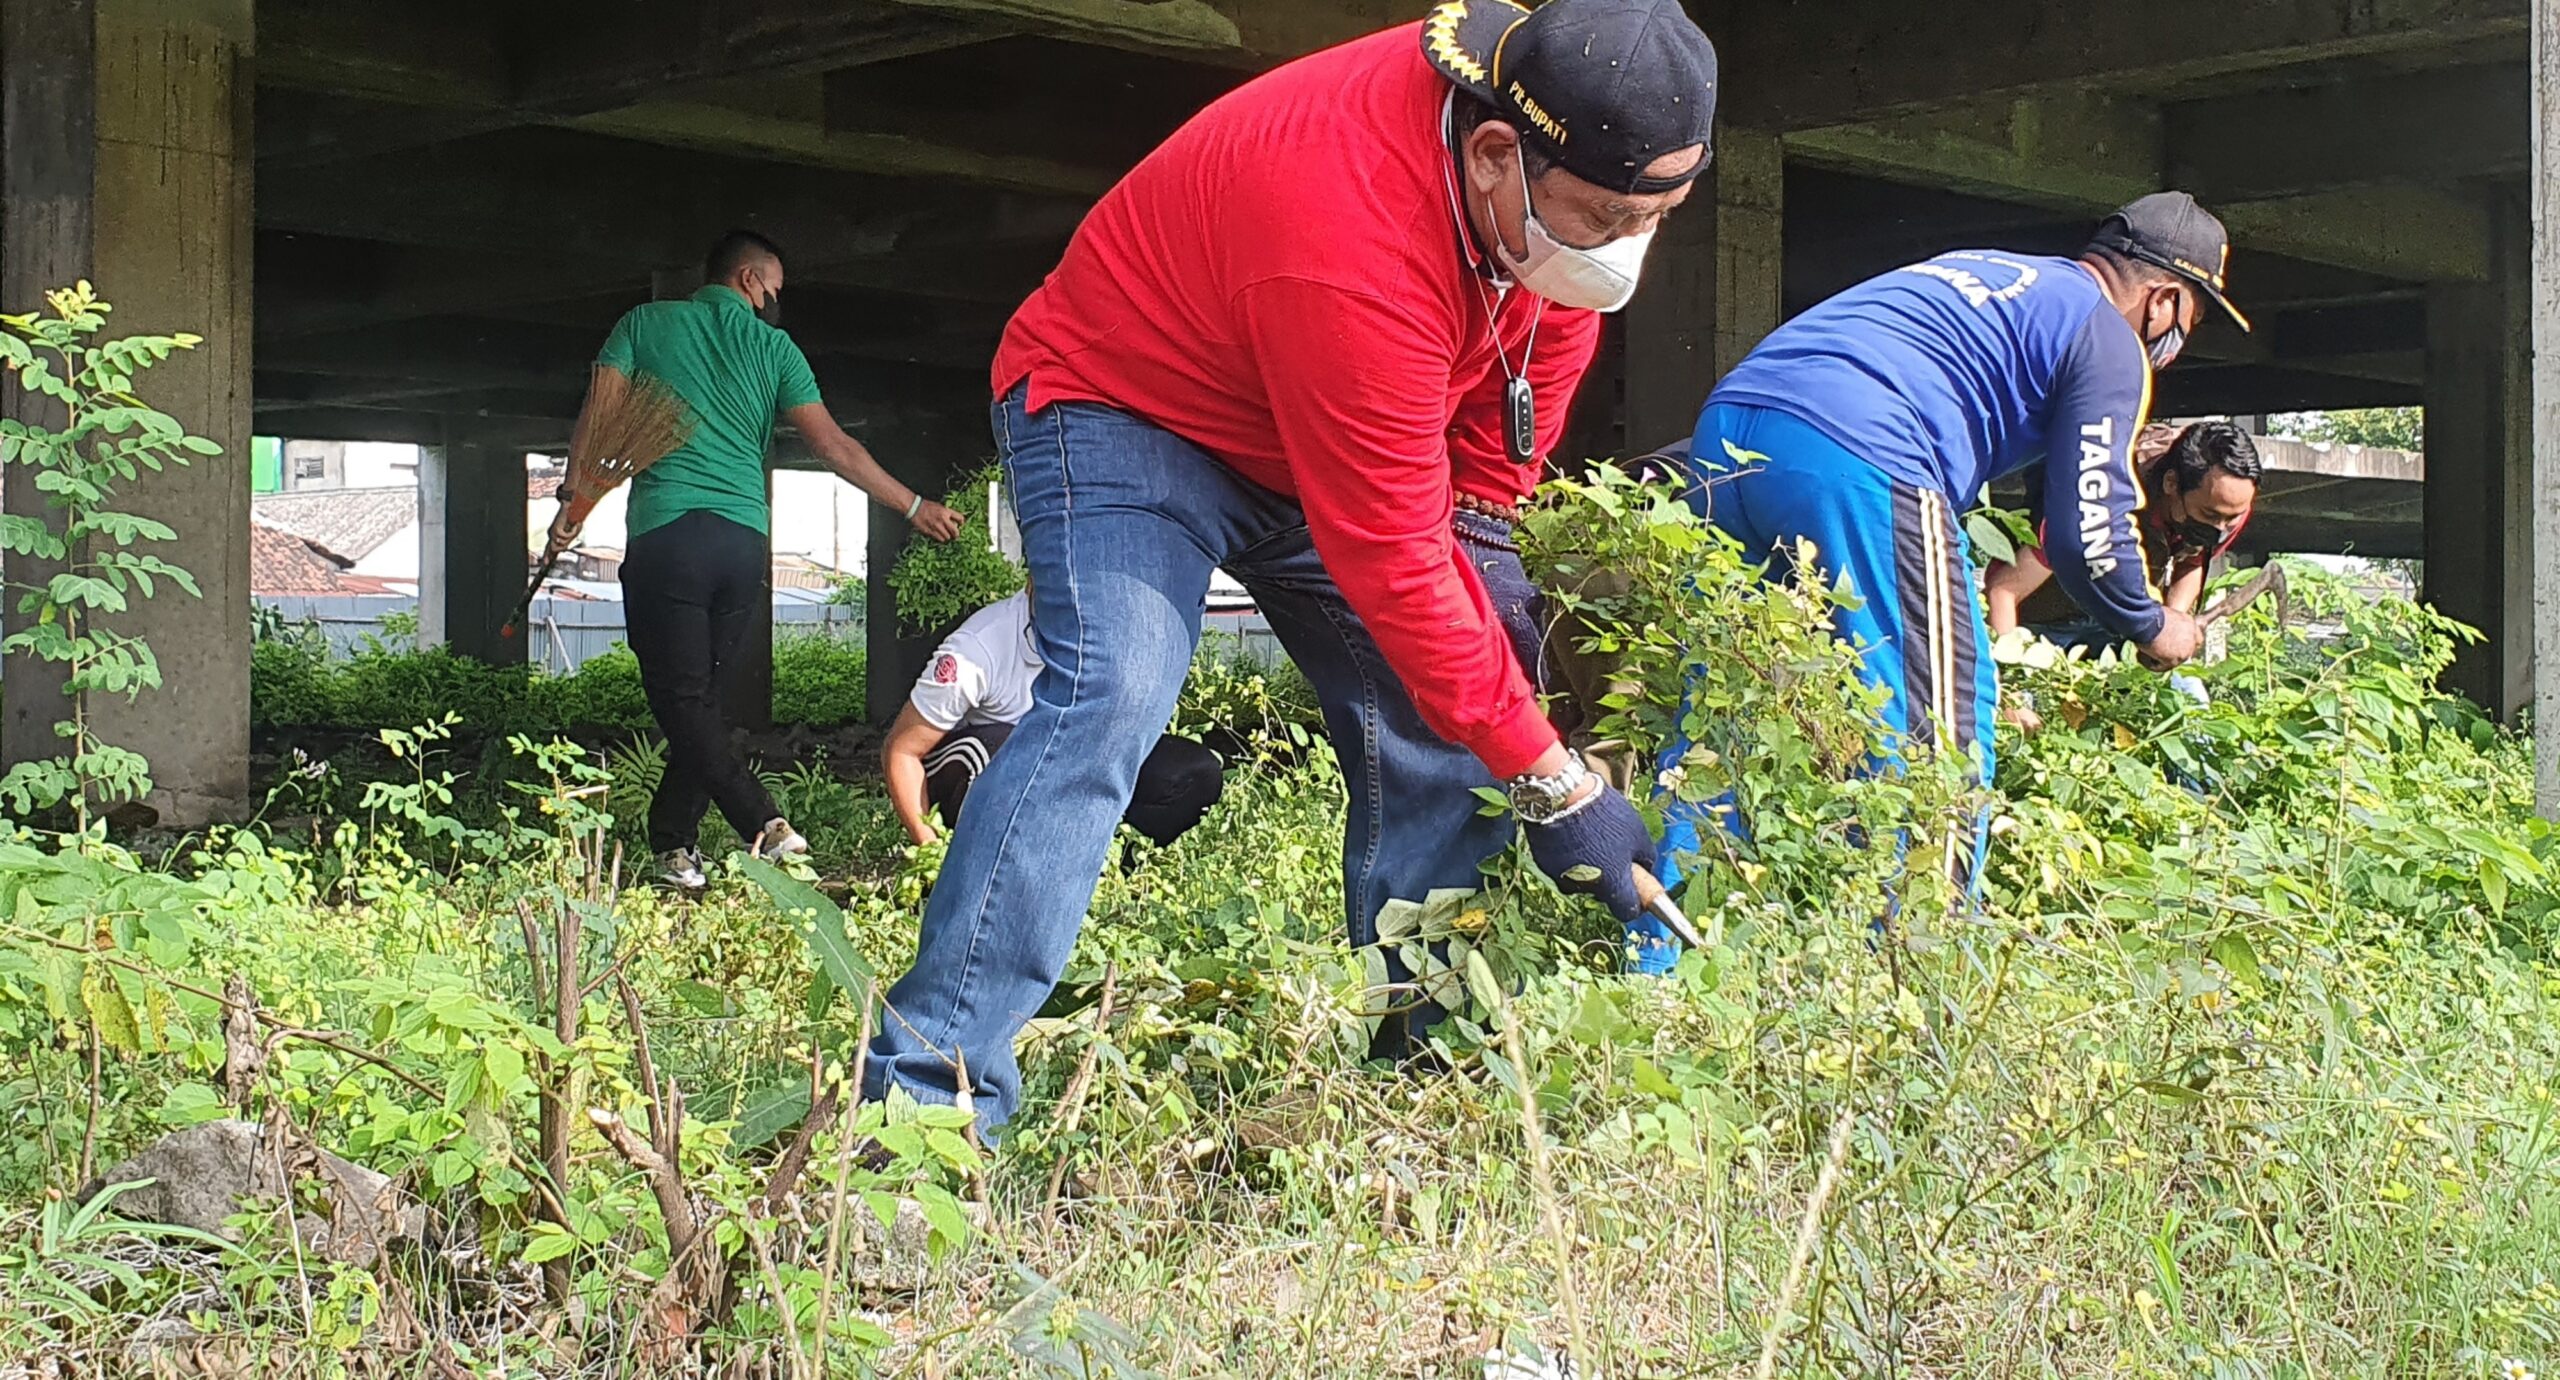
xmin=870 ymin=0 xmax=1245 ymax=59
xmin=255 ymin=130 xmax=1088 ymax=273
xmin=2155 ymin=364 xmax=2422 ymax=415
xmin=261 ymin=3 xmax=1117 ymax=195
xmin=2166 ymin=62 xmax=2527 ymax=202
xmin=1788 ymin=94 xmax=2492 ymax=280
xmin=562 ymin=100 xmax=1115 ymax=198
xmin=1729 ymin=0 xmax=2527 ymax=130
xmin=511 ymin=2 xmax=999 ymax=115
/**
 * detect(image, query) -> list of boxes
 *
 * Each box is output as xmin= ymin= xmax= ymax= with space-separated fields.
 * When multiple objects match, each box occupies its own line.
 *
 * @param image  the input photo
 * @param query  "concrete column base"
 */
xmin=81 ymin=0 xmax=255 ymax=827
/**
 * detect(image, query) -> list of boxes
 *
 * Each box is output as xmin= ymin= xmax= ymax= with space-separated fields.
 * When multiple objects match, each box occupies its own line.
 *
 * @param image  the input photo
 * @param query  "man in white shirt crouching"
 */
xmin=882 ymin=583 xmax=1224 ymax=848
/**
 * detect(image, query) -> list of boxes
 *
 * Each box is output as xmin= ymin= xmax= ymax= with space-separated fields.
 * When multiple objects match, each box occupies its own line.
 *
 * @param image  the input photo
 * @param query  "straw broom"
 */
xmin=502 ymin=367 xmax=695 ymax=640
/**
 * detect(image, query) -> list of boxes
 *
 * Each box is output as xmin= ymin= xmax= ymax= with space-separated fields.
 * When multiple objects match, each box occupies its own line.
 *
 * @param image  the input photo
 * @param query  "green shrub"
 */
xmin=885 ymin=461 xmax=1020 ymax=633
xmin=769 ymin=631 xmax=868 ymax=726
xmin=1171 ymin=631 xmax=1321 ymax=744
xmin=526 ymin=644 xmax=650 ymax=729
xmin=246 ymin=635 xmax=335 ymax=730
xmin=42 ymin=463 xmax=2560 ymax=1378
xmin=251 ymin=636 xmax=862 ymax=732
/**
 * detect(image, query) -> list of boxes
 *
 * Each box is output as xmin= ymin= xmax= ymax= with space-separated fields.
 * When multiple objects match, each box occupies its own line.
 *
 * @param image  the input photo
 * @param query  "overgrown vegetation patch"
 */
xmin=2 ymin=452 xmax=2556 ymax=1376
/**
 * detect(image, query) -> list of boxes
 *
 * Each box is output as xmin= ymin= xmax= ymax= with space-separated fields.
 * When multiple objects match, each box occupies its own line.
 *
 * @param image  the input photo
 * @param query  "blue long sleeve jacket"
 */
xmin=1711 ymin=251 xmax=2165 ymax=643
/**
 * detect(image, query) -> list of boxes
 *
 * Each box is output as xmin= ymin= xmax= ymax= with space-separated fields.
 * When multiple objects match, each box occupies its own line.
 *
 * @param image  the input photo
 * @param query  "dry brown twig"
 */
xmin=813 ymin=980 xmax=878 ymax=1380
xmin=519 ymin=896 xmax=581 ymax=1306
xmin=1495 ymin=995 xmax=1593 ymax=1376
xmin=596 ymin=972 xmax=720 ymax=1362
xmin=1752 ymin=1106 xmax=1860 ymax=1380
xmin=221 ymin=973 xmax=267 ymax=1106
xmin=1043 ymin=964 xmax=1120 ymax=1225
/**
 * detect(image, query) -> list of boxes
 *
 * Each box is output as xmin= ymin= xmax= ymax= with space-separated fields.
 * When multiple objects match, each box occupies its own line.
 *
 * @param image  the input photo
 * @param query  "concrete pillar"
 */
xmin=0 ymin=0 xmax=97 ymax=772
xmin=2539 ymin=0 xmax=2560 ymax=809
xmin=1619 ymin=127 xmax=1785 ymax=455
xmin=2533 ymin=0 xmax=2560 ymax=816
xmin=863 ymin=501 xmax=937 ymax=726
xmin=2422 ymin=189 xmax=2531 ymax=721
xmin=1 ymin=0 xmax=255 ymax=825
xmin=418 ymin=430 xmax=527 ymax=665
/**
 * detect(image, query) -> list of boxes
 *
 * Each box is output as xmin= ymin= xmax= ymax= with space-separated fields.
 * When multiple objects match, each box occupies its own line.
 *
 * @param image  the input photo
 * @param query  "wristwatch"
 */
xmin=1506 ymin=753 xmax=1595 ymax=825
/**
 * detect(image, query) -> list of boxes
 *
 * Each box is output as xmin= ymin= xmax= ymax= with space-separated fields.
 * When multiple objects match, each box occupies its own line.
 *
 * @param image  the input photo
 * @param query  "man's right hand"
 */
xmin=1524 ymin=782 xmax=1659 ymax=923
xmin=547 ymin=508 xmax=584 ymax=549
xmin=2137 ymin=607 xmax=2203 ymax=671
xmin=910 ymin=499 xmax=964 ymax=542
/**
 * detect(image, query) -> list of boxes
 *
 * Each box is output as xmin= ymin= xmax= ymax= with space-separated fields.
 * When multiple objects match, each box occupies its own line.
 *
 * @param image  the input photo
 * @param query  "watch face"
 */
xmin=1508 ymin=760 xmax=1584 ymax=820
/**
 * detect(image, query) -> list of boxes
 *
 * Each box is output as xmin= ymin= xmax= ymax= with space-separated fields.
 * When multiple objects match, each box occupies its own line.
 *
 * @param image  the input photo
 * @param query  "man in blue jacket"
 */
xmin=1653 ymin=192 xmax=2248 ymax=907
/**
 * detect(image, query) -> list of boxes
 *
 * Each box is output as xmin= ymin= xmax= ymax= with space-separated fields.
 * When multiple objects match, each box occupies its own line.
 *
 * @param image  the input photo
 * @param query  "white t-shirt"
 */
xmin=908 ymin=592 xmax=1042 ymax=731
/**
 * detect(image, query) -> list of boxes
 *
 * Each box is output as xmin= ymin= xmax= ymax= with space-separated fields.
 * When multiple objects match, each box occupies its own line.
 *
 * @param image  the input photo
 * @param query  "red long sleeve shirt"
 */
xmin=992 ymin=23 xmax=1601 ymax=779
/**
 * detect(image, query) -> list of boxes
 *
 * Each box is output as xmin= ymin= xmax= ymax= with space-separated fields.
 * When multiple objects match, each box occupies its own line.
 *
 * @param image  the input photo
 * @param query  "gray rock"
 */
xmin=82 ymin=1120 xmax=424 ymax=1267
xmin=123 ymin=1317 xmax=202 ymax=1363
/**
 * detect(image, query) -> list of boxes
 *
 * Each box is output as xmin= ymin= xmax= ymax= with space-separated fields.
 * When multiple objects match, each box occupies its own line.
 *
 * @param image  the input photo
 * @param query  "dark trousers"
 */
xmin=924 ymin=722 xmax=1223 ymax=847
xmin=621 ymin=510 xmax=780 ymax=854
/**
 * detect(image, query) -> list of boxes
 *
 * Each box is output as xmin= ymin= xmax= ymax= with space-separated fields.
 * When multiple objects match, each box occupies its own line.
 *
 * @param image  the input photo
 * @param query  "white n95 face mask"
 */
xmin=1494 ymin=154 xmax=1654 ymax=313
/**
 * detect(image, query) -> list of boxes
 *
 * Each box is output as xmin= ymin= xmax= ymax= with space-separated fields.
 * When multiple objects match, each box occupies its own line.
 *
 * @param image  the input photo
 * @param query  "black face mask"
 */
xmin=756 ymin=293 xmax=782 ymax=327
xmin=2171 ymin=516 xmax=2223 ymax=550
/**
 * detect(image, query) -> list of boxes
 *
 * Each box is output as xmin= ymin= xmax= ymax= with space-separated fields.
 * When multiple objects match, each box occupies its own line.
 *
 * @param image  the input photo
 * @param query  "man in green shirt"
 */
xmin=565 ymin=229 xmax=962 ymax=889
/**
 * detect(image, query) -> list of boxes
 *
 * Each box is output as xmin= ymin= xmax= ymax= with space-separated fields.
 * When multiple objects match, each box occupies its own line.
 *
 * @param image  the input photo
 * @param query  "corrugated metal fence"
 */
xmin=262 ymin=593 xmax=1290 ymax=681
xmin=259 ymin=595 xmax=863 ymax=675
xmin=259 ymin=595 xmax=1284 ymax=674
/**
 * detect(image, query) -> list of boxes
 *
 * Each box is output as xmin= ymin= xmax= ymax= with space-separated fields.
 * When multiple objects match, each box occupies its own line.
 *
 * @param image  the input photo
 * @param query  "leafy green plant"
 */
xmin=249 ymin=637 xmax=860 ymax=734
xmin=769 ymin=631 xmax=868 ymax=726
xmin=0 ymin=283 xmax=210 ymax=828
xmin=1519 ymin=465 xmax=1963 ymax=919
xmin=1171 ymin=631 xmax=1322 ymax=748
xmin=885 ymin=461 xmax=1020 ymax=633
xmin=11 ymin=459 xmax=2560 ymax=1376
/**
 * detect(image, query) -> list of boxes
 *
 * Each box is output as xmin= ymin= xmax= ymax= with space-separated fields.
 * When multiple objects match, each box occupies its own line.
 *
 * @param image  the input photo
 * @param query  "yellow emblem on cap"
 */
xmin=1425 ymin=1 xmax=1488 ymax=84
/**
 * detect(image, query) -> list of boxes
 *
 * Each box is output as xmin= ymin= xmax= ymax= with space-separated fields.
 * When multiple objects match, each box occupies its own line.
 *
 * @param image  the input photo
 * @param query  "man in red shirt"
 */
xmin=864 ymin=0 xmax=1719 ymax=1131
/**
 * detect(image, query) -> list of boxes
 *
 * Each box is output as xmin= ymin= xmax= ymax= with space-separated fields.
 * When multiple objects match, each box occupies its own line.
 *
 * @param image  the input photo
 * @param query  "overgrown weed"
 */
xmin=1 ymin=478 xmax=2555 ymax=1378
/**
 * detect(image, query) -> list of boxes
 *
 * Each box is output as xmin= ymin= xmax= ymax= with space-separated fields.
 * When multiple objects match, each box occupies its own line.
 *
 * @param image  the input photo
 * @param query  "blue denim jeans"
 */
xmin=863 ymin=388 xmax=1514 ymax=1130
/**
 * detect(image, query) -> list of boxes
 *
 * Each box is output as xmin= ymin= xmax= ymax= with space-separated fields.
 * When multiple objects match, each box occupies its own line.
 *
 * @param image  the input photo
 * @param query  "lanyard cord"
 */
xmin=1440 ymin=92 xmax=1542 ymax=391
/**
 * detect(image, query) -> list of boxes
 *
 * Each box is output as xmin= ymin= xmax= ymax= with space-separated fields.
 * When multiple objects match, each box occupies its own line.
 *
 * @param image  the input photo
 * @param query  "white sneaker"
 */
xmin=657 ymin=847 xmax=707 ymax=892
xmin=752 ymin=818 xmax=809 ymax=860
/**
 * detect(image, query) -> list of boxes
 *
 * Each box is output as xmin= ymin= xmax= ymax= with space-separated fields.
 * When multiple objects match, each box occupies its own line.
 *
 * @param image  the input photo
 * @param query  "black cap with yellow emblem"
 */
xmin=2089 ymin=191 xmax=2252 ymax=332
xmin=1422 ymin=0 xmax=1717 ymax=196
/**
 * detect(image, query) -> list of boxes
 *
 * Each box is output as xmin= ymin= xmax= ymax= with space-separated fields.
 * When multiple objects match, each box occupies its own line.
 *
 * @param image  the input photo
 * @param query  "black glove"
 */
xmin=1525 ymin=784 xmax=1659 ymax=922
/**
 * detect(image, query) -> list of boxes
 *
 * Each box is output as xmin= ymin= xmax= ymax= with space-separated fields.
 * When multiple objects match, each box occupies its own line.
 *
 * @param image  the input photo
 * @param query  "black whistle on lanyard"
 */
xmin=1504 ymin=376 xmax=1536 ymax=467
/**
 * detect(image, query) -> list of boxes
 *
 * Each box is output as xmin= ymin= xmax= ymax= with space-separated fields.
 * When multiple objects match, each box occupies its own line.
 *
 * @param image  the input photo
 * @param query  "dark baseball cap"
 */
xmin=2090 ymin=191 xmax=2251 ymax=332
xmin=1423 ymin=0 xmax=1717 ymax=196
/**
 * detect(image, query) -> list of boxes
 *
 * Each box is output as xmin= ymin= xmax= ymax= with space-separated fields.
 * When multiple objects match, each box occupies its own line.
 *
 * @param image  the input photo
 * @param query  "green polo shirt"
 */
xmin=596 ymin=285 xmax=823 ymax=537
